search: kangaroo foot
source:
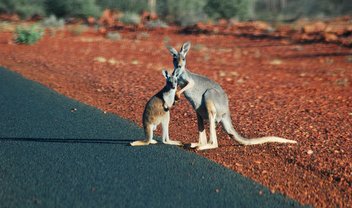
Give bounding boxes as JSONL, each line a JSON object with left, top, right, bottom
{"left": 150, "top": 139, "right": 158, "bottom": 144}
{"left": 130, "top": 140, "right": 153, "bottom": 146}
{"left": 163, "top": 140, "right": 182, "bottom": 146}
{"left": 190, "top": 143, "right": 199, "bottom": 148}
{"left": 196, "top": 143, "right": 218, "bottom": 151}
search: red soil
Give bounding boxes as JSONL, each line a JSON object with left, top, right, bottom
{"left": 0, "top": 29, "right": 351, "bottom": 207}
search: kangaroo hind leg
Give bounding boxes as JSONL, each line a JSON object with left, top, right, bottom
{"left": 130, "top": 124, "right": 157, "bottom": 146}
{"left": 197, "top": 90, "right": 219, "bottom": 150}
{"left": 190, "top": 113, "right": 207, "bottom": 148}
{"left": 162, "top": 112, "right": 182, "bottom": 146}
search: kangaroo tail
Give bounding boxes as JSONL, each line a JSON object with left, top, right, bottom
{"left": 221, "top": 114, "right": 297, "bottom": 145}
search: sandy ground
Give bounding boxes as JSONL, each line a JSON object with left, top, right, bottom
{"left": 0, "top": 29, "right": 351, "bottom": 207}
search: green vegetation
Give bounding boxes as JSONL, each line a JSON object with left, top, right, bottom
{"left": 205, "top": 0, "right": 251, "bottom": 20}
{"left": 145, "top": 19, "right": 168, "bottom": 29}
{"left": 106, "top": 31, "right": 121, "bottom": 41}
{"left": 253, "top": 0, "right": 352, "bottom": 21}
{"left": 14, "top": 25, "right": 44, "bottom": 45}
{"left": 0, "top": 21, "right": 16, "bottom": 32}
{"left": 157, "top": 0, "right": 208, "bottom": 26}
{"left": 0, "top": 0, "right": 45, "bottom": 19}
{"left": 97, "top": 0, "right": 148, "bottom": 13}
{"left": 0, "top": 0, "right": 350, "bottom": 23}
{"left": 42, "top": 15, "right": 65, "bottom": 36}
{"left": 68, "top": 24, "right": 89, "bottom": 36}
{"left": 119, "top": 12, "right": 141, "bottom": 25}
{"left": 42, "top": 15, "right": 65, "bottom": 28}
{"left": 45, "top": 0, "right": 101, "bottom": 18}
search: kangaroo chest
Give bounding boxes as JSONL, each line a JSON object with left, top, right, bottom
{"left": 178, "top": 74, "right": 203, "bottom": 111}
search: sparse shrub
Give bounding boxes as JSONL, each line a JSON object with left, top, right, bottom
{"left": 136, "top": 32, "right": 149, "bottom": 40}
{"left": 204, "top": 0, "right": 251, "bottom": 20}
{"left": 42, "top": 14, "right": 65, "bottom": 28}
{"left": 145, "top": 19, "right": 168, "bottom": 29}
{"left": 0, "top": 21, "right": 16, "bottom": 32}
{"left": 119, "top": 12, "right": 141, "bottom": 25}
{"left": 157, "top": 0, "right": 208, "bottom": 26}
{"left": 14, "top": 25, "right": 44, "bottom": 45}
{"left": 193, "top": 43, "right": 205, "bottom": 51}
{"left": 42, "top": 14, "right": 65, "bottom": 36}
{"left": 105, "top": 31, "right": 121, "bottom": 41}
{"left": 96, "top": 0, "right": 148, "bottom": 13}
{"left": 68, "top": 24, "right": 89, "bottom": 36}
{"left": 0, "top": 0, "right": 46, "bottom": 19}
{"left": 163, "top": 36, "right": 170, "bottom": 43}
{"left": 347, "top": 56, "right": 352, "bottom": 63}
{"left": 45, "top": 0, "right": 101, "bottom": 18}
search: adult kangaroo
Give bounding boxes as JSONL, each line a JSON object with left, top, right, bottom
{"left": 167, "top": 42, "right": 297, "bottom": 150}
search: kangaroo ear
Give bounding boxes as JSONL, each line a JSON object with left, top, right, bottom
{"left": 162, "top": 69, "right": 169, "bottom": 78}
{"left": 180, "top": 41, "right": 191, "bottom": 57}
{"left": 166, "top": 46, "right": 178, "bottom": 57}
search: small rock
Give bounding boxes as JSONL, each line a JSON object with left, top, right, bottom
{"left": 108, "top": 58, "right": 117, "bottom": 65}
{"left": 94, "top": 56, "right": 107, "bottom": 63}
{"left": 219, "top": 71, "right": 226, "bottom": 77}
{"left": 131, "top": 60, "right": 139, "bottom": 65}
{"left": 235, "top": 163, "right": 242, "bottom": 167}
{"left": 237, "top": 78, "right": 245, "bottom": 84}
{"left": 215, "top": 188, "right": 220, "bottom": 193}
{"left": 230, "top": 71, "right": 239, "bottom": 77}
{"left": 307, "top": 150, "right": 314, "bottom": 155}
{"left": 346, "top": 56, "right": 352, "bottom": 63}
{"left": 270, "top": 59, "right": 283, "bottom": 65}
{"left": 336, "top": 78, "right": 349, "bottom": 87}
{"left": 70, "top": 108, "right": 77, "bottom": 112}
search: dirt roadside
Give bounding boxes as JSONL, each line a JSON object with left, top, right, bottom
{"left": 0, "top": 30, "right": 351, "bottom": 207}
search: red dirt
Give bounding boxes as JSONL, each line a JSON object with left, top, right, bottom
{"left": 0, "top": 29, "right": 351, "bottom": 207}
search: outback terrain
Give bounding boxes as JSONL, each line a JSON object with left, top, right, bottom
{"left": 0, "top": 26, "right": 351, "bottom": 207}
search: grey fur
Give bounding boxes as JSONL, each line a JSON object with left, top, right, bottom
{"left": 168, "top": 42, "right": 297, "bottom": 150}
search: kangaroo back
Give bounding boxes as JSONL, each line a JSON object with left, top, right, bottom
{"left": 166, "top": 42, "right": 297, "bottom": 148}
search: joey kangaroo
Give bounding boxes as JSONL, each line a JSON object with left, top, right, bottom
{"left": 130, "top": 70, "right": 182, "bottom": 146}
{"left": 167, "top": 42, "right": 297, "bottom": 150}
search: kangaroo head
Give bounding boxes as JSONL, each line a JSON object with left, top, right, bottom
{"left": 162, "top": 70, "right": 177, "bottom": 90}
{"left": 166, "top": 41, "right": 191, "bottom": 77}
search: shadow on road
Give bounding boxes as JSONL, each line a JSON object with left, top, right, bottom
{"left": 0, "top": 137, "right": 134, "bottom": 145}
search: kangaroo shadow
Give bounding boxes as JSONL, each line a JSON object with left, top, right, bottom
{"left": 0, "top": 137, "right": 135, "bottom": 145}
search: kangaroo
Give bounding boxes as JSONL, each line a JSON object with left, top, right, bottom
{"left": 130, "top": 70, "right": 182, "bottom": 146}
{"left": 167, "top": 42, "right": 297, "bottom": 150}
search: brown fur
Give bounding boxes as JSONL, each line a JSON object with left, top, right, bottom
{"left": 143, "top": 91, "right": 167, "bottom": 128}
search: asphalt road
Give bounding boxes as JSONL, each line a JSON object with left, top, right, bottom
{"left": 0, "top": 67, "right": 303, "bottom": 207}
